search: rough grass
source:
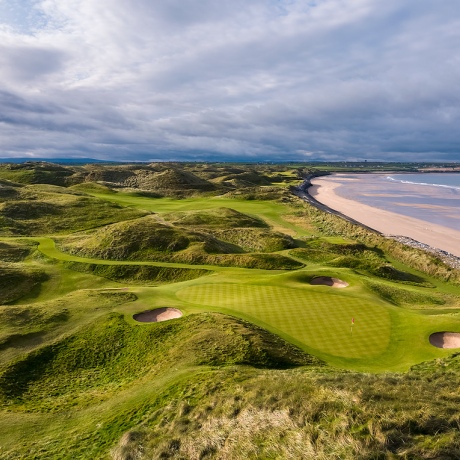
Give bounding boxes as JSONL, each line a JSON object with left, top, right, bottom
{"left": 63, "top": 261, "right": 211, "bottom": 284}
{"left": 69, "top": 182, "right": 116, "bottom": 194}
{"left": 222, "top": 186, "right": 290, "bottom": 201}
{"left": 162, "top": 207, "right": 269, "bottom": 228}
{"left": 112, "top": 359, "right": 460, "bottom": 460}
{"left": 0, "top": 240, "right": 35, "bottom": 262}
{"left": 0, "top": 306, "right": 70, "bottom": 355}
{"left": 0, "top": 264, "right": 48, "bottom": 304}
{"left": 126, "top": 168, "right": 217, "bottom": 194}
{"left": 0, "top": 313, "right": 317, "bottom": 412}
{"left": 0, "top": 186, "right": 147, "bottom": 236}
{"left": 60, "top": 215, "right": 248, "bottom": 260}
{"left": 291, "top": 240, "right": 434, "bottom": 286}
{"left": 78, "top": 166, "right": 218, "bottom": 196}
{"left": 291, "top": 240, "right": 386, "bottom": 264}
{"left": 59, "top": 215, "right": 303, "bottom": 269}
{"left": 0, "top": 290, "right": 137, "bottom": 366}
{"left": 363, "top": 279, "right": 450, "bottom": 308}
{"left": 61, "top": 216, "right": 194, "bottom": 259}
{"left": 0, "top": 162, "right": 74, "bottom": 186}
{"left": 208, "top": 228, "right": 297, "bottom": 252}
{"left": 0, "top": 185, "right": 21, "bottom": 200}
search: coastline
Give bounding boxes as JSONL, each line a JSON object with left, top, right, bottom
{"left": 306, "top": 175, "right": 460, "bottom": 260}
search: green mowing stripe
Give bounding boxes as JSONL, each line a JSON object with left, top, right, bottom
{"left": 175, "top": 283, "right": 391, "bottom": 359}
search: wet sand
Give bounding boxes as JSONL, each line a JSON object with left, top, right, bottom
{"left": 309, "top": 175, "right": 460, "bottom": 258}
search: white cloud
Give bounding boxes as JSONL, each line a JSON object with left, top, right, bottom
{"left": 0, "top": 0, "right": 459, "bottom": 161}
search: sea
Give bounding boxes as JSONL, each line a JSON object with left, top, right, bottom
{"left": 332, "top": 173, "right": 460, "bottom": 232}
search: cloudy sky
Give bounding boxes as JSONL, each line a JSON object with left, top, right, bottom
{"left": 0, "top": 0, "right": 459, "bottom": 162}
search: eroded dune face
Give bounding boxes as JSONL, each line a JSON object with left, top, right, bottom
{"left": 429, "top": 332, "right": 460, "bottom": 349}
{"left": 133, "top": 308, "right": 183, "bottom": 323}
{"left": 310, "top": 276, "right": 349, "bottom": 288}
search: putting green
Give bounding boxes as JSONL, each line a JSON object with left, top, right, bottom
{"left": 176, "top": 283, "right": 391, "bottom": 358}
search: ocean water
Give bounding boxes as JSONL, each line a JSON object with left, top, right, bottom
{"left": 333, "top": 173, "right": 460, "bottom": 231}
{"left": 387, "top": 173, "right": 460, "bottom": 190}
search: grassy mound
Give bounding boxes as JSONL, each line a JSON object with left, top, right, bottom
{"left": 211, "top": 228, "right": 297, "bottom": 252}
{"left": 0, "top": 291, "right": 137, "bottom": 364}
{"left": 372, "top": 265, "right": 430, "bottom": 285}
{"left": 0, "top": 265, "right": 48, "bottom": 304}
{"left": 0, "top": 313, "right": 317, "bottom": 412}
{"left": 0, "top": 307, "right": 70, "bottom": 353}
{"left": 60, "top": 216, "right": 302, "bottom": 269}
{"left": 63, "top": 261, "right": 211, "bottom": 284}
{"left": 69, "top": 182, "right": 116, "bottom": 194}
{"left": 162, "top": 208, "right": 296, "bottom": 252}
{"left": 61, "top": 216, "right": 243, "bottom": 259}
{"left": 291, "top": 240, "right": 384, "bottom": 262}
{"left": 131, "top": 168, "right": 216, "bottom": 194}
{"left": 216, "top": 170, "right": 273, "bottom": 186}
{"left": 291, "top": 240, "right": 431, "bottom": 285}
{"left": 0, "top": 241, "right": 35, "bottom": 262}
{"left": 163, "top": 207, "right": 268, "bottom": 228}
{"left": 83, "top": 167, "right": 136, "bottom": 184}
{"left": 0, "top": 162, "right": 75, "bottom": 186}
{"left": 62, "top": 217, "right": 193, "bottom": 260}
{"left": 363, "top": 280, "right": 449, "bottom": 308}
{"left": 0, "top": 185, "right": 21, "bottom": 200}
{"left": 0, "top": 185, "right": 146, "bottom": 236}
{"left": 223, "top": 186, "right": 289, "bottom": 201}
{"left": 2, "top": 200, "right": 61, "bottom": 220}
{"left": 0, "top": 178, "right": 22, "bottom": 188}
{"left": 72, "top": 165, "right": 218, "bottom": 196}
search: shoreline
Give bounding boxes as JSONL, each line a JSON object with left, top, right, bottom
{"left": 297, "top": 174, "right": 460, "bottom": 264}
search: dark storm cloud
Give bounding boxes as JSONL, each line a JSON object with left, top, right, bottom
{"left": 0, "top": 0, "right": 459, "bottom": 161}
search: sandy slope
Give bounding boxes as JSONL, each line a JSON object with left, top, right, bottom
{"left": 309, "top": 176, "right": 460, "bottom": 258}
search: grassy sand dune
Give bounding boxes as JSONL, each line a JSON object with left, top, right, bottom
{"left": 58, "top": 211, "right": 303, "bottom": 269}
{"left": 0, "top": 264, "right": 48, "bottom": 304}
{"left": 0, "top": 185, "right": 146, "bottom": 236}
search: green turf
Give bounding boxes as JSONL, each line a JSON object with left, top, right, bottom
{"left": 176, "top": 282, "right": 391, "bottom": 359}
{"left": 1, "top": 164, "right": 460, "bottom": 458}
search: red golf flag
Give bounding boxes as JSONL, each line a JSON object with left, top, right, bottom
{"left": 351, "top": 317, "right": 355, "bottom": 324}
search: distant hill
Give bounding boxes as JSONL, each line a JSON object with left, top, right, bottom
{"left": 0, "top": 158, "right": 116, "bottom": 165}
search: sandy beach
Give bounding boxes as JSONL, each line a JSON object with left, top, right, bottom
{"left": 309, "top": 175, "right": 460, "bottom": 258}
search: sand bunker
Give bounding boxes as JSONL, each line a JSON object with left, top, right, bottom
{"left": 133, "top": 307, "right": 183, "bottom": 323}
{"left": 429, "top": 332, "right": 460, "bottom": 349}
{"left": 310, "top": 276, "right": 349, "bottom": 288}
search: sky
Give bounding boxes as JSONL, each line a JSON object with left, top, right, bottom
{"left": 0, "top": 0, "right": 459, "bottom": 162}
